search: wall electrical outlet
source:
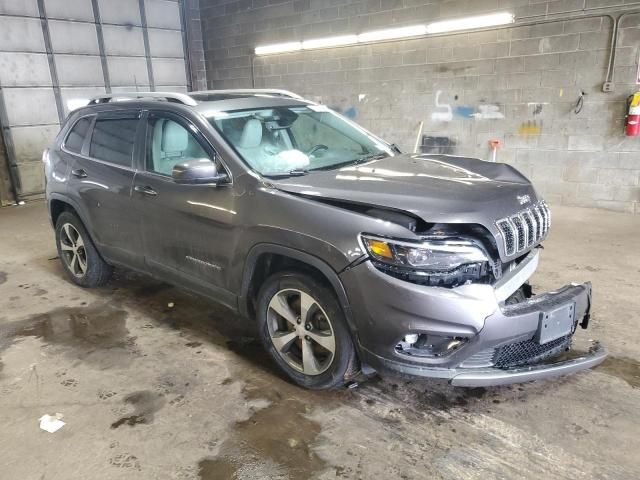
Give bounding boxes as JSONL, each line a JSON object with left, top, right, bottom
{"left": 602, "top": 81, "right": 614, "bottom": 92}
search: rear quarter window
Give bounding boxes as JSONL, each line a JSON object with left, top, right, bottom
{"left": 89, "top": 117, "right": 139, "bottom": 167}
{"left": 64, "top": 117, "right": 92, "bottom": 154}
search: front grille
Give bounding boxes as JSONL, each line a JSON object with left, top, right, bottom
{"left": 493, "top": 335, "right": 571, "bottom": 368}
{"left": 496, "top": 200, "right": 551, "bottom": 256}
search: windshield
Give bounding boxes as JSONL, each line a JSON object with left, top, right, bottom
{"left": 207, "top": 105, "right": 394, "bottom": 176}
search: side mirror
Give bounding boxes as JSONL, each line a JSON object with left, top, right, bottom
{"left": 172, "top": 158, "right": 229, "bottom": 185}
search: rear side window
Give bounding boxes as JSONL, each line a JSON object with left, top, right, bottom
{"left": 64, "top": 117, "right": 91, "bottom": 154}
{"left": 89, "top": 118, "right": 139, "bottom": 167}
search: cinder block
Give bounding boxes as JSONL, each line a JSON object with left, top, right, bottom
{"left": 619, "top": 27, "right": 640, "bottom": 48}
{"left": 524, "top": 54, "right": 559, "bottom": 72}
{"left": 509, "top": 38, "right": 544, "bottom": 56}
{"left": 539, "top": 34, "right": 580, "bottom": 54}
{"left": 55, "top": 55, "right": 105, "bottom": 86}
{"left": 48, "top": 20, "right": 100, "bottom": 55}
{"left": 496, "top": 57, "right": 524, "bottom": 73}
{"left": 598, "top": 168, "right": 639, "bottom": 186}
{"left": 46, "top": 0, "right": 95, "bottom": 21}
{"left": 564, "top": 161, "right": 599, "bottom": 183}
{"left": 107, "top": 56, "right": 149, "bottom": 86}
{"left": 0, "top": 0, "right": 39, "bottom": 16}
{"left": 98, "top": 0, "right": 142, "bottom": 25}
{"left": 401, "top": 50, "right": 426, "bottom": 65}
{"left": 157, "top": 84, "right": 189, "bottom": 92}
{"left": 506, "top": 72, "right": 542, "bottom": 88}
{"left": 148, "top": 28, "right": 184, "bottom": 57}
{"left": 563, "top": 17, "right": 603, "bottom": 34}
{"left": 578, "top": 31, "right": 609, "bottom": 50}
{"left": 595, "top": 200, "right": 635, "bottom": 214}
{"left": 151, "top": 58, "right": 187, "bottom": 85}
{"left": 619, "top": 152, "right": 640, "bottom": 170}
{"left": 102, "top": 25, "right": 146, "bottom": 56}
{"left": 0, "top": 17, "right": 46, "bottom": 52}
{"left": 3, "top": 88, "right": 59, "bottom": 126}
{"left": 144, "top": 0, "right": 182, "bottom": 30}
{"left": 541, "top": 69, "right": 576, "bottom": 87}
{"left": 568, "top": 135, "right": 605, "bottom": 151}
{"left": 548, "top": 0, "right": 585, "bottom": 14}
{"left": 510, "top": 23, "right": 565, "bottom": 40}
{"left": 0, "top": 53, "right": 52, "bottom": 87}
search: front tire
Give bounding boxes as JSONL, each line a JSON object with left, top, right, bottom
{"left": 256, "top": 271, "right": 358, "bottom": 389}
{"left": 55, "top": 211, "right": 113, "bottom": 287}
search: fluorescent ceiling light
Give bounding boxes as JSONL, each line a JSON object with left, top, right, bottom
{"left": 426, "top": 12, "right": 514, "bottom": 34}
{"left": 302, "top": 34, "right": 358, "bottom": 49}
{"left": 255, "top": 41, "right": 301, "bottom": 55}
{"left": 254, "top": 13, "right": 515, "bottom": 55}
{"left": 357, "top": 25, "right": 427, "bottom": 43}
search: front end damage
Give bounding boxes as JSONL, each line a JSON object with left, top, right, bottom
{"left": 340, "top": 249, "right": 607, "bottom": 387}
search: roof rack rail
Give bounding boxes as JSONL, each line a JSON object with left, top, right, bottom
{"left": 192, "top": 89, "right": 305, "bottom": 100}
{"left": 88, "top": 92, "right": 198, "bottom": 107}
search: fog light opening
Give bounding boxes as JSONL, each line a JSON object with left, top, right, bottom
{"left": 395, "top": 334, "right": 468, "bottom": 358}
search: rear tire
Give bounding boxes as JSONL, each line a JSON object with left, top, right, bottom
{"left": 55, "top": 211, "right": 113, "bottom": 287}
{"left": 256, "top": 271, "right": 359, "bottom": 390}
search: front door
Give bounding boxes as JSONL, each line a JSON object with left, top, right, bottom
{"left": 133, "top": 110, "right": 237, "bottom": 308}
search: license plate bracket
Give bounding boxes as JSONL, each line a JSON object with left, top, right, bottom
{"left": 536, "top": 302, "right": 576, "bottom": 344}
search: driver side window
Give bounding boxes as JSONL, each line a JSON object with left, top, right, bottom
{"left": 146, "top": 115, "right": 210, "bottom": 176}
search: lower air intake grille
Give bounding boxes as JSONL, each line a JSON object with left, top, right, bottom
{"left": 493, "top": 335, "right": 571, "bottom": 368}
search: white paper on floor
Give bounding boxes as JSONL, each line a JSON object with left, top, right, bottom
{"left": 39, "top": 413, "right": 65, "bottom": 433}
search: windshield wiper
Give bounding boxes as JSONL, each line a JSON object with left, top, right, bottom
{"left": 311, "top": 152, "right": 390, "bottom": 171}
{"left": 263, "top": 169, "right": 309, "bottom": 179}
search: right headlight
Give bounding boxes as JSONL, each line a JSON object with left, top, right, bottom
{"left": 361, "top": 234, "right": 488, "bottom": 272}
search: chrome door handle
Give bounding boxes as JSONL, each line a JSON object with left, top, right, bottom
{"left": 134, "top": 185, "right": 158, "bottom": 196}
{"left": 71, "top": 168, "right": 87, "bottom": 178}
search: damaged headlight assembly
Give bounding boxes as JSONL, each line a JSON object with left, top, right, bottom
{"left": 360, "top": 234, "right": 492, "bottom": 287}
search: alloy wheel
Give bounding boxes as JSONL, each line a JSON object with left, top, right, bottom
{"left": 59, "top": 223, "right": 87, "bottom": 278}
{"left": 266, "top": 288, "right": 336, "bottom": 376}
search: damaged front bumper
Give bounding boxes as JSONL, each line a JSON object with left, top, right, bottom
{"left": 341, "top": 252, "right": 607, "bottom": 386}
{"left": 449, "top": 342, "right": 607, "bottom": 386}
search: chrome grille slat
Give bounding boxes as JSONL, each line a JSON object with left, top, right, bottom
{"left": 496, "top": 201, "right": 550, "bottom": 257}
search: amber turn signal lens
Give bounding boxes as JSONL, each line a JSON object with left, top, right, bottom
{"left": 365, "top": 239, "right": 393, "bottom": 259}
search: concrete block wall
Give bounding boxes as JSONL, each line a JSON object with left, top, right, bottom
{"left": 201, "top": 0, "right": 640, "bottom": 214}
{"left": 0, "top": 0, "right": 198, "bottom": 200}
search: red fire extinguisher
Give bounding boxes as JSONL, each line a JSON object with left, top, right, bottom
{"left": 626, "top": 92, "right": 640, "bottom": 136}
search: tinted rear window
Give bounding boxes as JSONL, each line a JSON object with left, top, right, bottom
{"left": 65, "top": 117, "right": 91, "bottom": 154}
{"left": 89, "top": 118, "right": 138, "bottom": 167}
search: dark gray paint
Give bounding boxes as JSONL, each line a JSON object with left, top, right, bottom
{"left": 44, "top": 94, "right": 606, "bottom": 385}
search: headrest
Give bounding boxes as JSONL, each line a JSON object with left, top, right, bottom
{"left": 162, "top": 121, "right": 189, "bottom": 152}
{"left": 237, "top": 118, "right": 262, "bottom": 149}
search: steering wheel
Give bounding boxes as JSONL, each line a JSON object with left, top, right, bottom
{"left": 307, "top": 144, "right": 329, "bottom": 156}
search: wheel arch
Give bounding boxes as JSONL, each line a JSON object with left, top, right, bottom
{"left": 48, "top": 194, "right": 94, "bottom": 235}
{"left": 239, "top": 244, "right": 356, "bottom": 334}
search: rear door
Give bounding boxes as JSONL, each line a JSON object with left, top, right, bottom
{"left": 66, "top": 109, "right": 145, "bottom": 269}
{"left": 132, "top": 110, "right": 237, "bottom": 308}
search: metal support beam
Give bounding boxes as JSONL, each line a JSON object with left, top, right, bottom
{"left": 91, "top": 0, "right": 111, "bottom": 94}
{"left": 179, "top": 0, "right": 194, "bottom": 92}
{"left": 138, "top": 0, "right": 156, "bottom": 91}
{"left": 0, "top": 83, "right": 20, "bottom": 203}
{"left": 37, "top": 0, "right": 65, "bottom": 124}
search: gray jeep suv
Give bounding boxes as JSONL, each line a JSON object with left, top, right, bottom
{"left": 44, "top": 89, "right": 606, "bottom": 389}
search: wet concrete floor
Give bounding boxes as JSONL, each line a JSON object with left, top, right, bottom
{"left": 1, "top": 202, "right": 639, "bottom": 479}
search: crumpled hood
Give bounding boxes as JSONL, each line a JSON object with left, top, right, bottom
{"left": 271, "top": 154, "right": 539, "bottom": 226}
